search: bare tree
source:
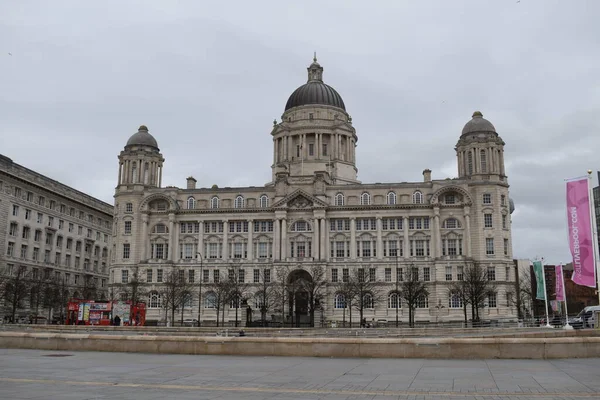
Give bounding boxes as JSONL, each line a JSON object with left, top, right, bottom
{"left": 448, "top": 279, "right": 470, "bottom": 326}
{"left": 205, "top": 271, "right": 230, "bottom": 327}
{"left": 121, "top": 266, "right": 148, "bottom": 305}
{"left": 226, "top": 266, "right": 249, "bottom": 327}
{"left": 462, "top": 262, "right": 497, "bottom": 324}
{"left": 161, "top": 267, "right": 195, "bottom": 326}
{"left": 81, "top": 275, "right": 97, "bottom": 299}
{"left": 350, "top": 267, "right": 384, "bottom": 326}
{"left": 336, "top": 278, "right": 357, "bottom": 327}
{"left": 28, "top": 272, "right": 49, "bottom": 322}
{"left": 254, "top": 266, "right": 276, "bottom": 326}
{"left": 2, "top": 265, "right": 31, "bottom": 323}
{"left": 399, "top": 265, "right": 429, "bottom": 328}
{"left": 273, "top": 265, "right": 291, "bottom": 326}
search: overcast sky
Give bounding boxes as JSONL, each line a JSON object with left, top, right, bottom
{"left": 2, "top": 1, "right": 599, "bottom": 264}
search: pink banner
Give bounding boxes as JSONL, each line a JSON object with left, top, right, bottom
{"left": 566, "top": 178, "right": 596, "bottom": 287}
{"left": 555, "top": 265, "right": 565, "bottom": 301}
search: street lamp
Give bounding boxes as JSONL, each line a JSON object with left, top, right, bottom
{"left": 196, "top": 252, "right": 203, "bottom": 327}
{"left": 435, "top": 299, "right": 445, "bottom": 325}
{"left": 394, "top": 251, "right": 400, "bottom": 328}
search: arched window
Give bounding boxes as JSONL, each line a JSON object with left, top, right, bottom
{"left": 412, "top": 191, "right": 423, "bottom": 204}
{"left": 234, "top": 195, "right": 245, "bottom": 209}
{"left": 387, "top": 191, "right": 397, "bottom": 205}
{"left": 131, "top": 162, "right": 137, "bottom": 183}
{"left": 152, "top": 223, "right": 168, "bottom": 234}
{"left": 360, "top": 192, "right": 371, "bottom": 205}
{"left": 480, "top": 149, "right": 487, "bottom": 173}
{"left": 443, "top": 218, "right": 461, "bottom": 229}
{"left": 204, "top": 292, "right": 216, "bottom": 308}
{"left": 334, "top": 293, "right": 346, "bottom": 309}
{"left": 183, "top": 292, "right": 193, "bottom": 308}
{"left": 467, "top": 151, "right": 473, "bottom": 175}
{"left": 449, "top": 293, "right": 463, "bottom": 308}
{"left": 362, "top": 293, "right": 374, "bottom": 309}
{"left": 334, "top": 193, "right": 344, "bottom": 206}
{"left": 148, "top": 292, "right": 161, "bottom": 308}
{"left": 388, "top": 292, "right": 401, "bottom": 309}
{"left": 210, "top": 196, "right": 219, "bottom": 209}
{"left": 259, "top": 195, "right": 269, "bottom": 208}
{"left": 187, "top": 197, "right": 195, "bottom": 210}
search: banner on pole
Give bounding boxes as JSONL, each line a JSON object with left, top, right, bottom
{"left": 566, "top": 177, "right": 596, "bottom": 287}
{"left": 533, "top": 260, "right": 546, "bottom": 300}
{"left": 555, "top": 264, "right": 565, "bottom": 302}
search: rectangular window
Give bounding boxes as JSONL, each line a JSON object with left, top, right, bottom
{"left": 342, "top": 268, "right": 349, "bottom": 283}
{"left": 37, "top": 212, "right": 43, "bottom": 223}
{"left": 505, "top": 266, "right": 511, "bottom": 281}
{"left": 65, "top": 254, "right": 71, "bottom": 267}
{"left": 22, "top": 226, "right": 30, "bottom": 239}
{"left": 213, "top": 269, "right": 219, "bottom": 283}
{"left": 59, "top": 220, "right": 64, "bottom": 230}
{"left": 488, "top": 293, "right": 497, "bottom": 308}
{"left": 203, "top": 269, "right": 209, "bottom": 283}
{"left": 487, "top": 266, "right": 496, "bottom": 281}
{"left": 415, "top": 240, "right": 425, "bottom": 257}
{"left": 385, "top": 268, "right": 391, "bottom": 282}
{"left": 423, "top": 267, "right": 430, "bottom": 282}
{"left": 12, "top": 205, "right": 19, "bottom": 216}
{"left": 121, "top": 270, "right": 129, "bottom": 283}
{"left": 78, "top": 226, "right": 82, "bottom": 235}
{"left": 361, "top": 241, "right": 371, "bottom": 257}
{"left": 264, "top": 269, "right": 271, "bottom": 283}
{"left": 446, "top": 266, "right": 453, "bottom": 281}
{"left": 308, "top": 143, "right": 314, "bottom": 156}
{"left": 322, "top": 143, "right": 328, "bottom": 156}
{"left": 253, "top": 269, "right": 260, "bottom": 283}
{"left": 483, "top": 193, "right": 492, "bottom": 204}
{"left": 486, "top": 238, "right": 494, "bottom": 255}
{"left": 188, "top": 270, "right": 195, "bottom": 283}
{"left": 6, "top": 242, "right": 15, "bottom": 256}
{"left": 502, "top": 215, "right": 507, "bottom": 229}
{"left": 457, "top": 266, "right": 464, "bottom": 281}
{"left": 484, "top": 213, "right": 493, "bottom": 228}
{"left": 123, "top": 243, "right": 130, "bottom": 259}
{"left": 504, "top": 239, "right": 509, "bottom": 256}
{"left": 44, "top": 249, "right": 51, "bottom": 262}
{"left": 25, "top": 209, "right": 31, "bottom": 220}
{"left": 9, "top": 222, "right": 18, "bottom": 236}
{"left": 124, "top": 221, "right": 131, "bottom": 234}
{"left": 396, "top": 267, "right": 403, "bottom": 282}
{"left": 156, "top": 269, "right": 163, "bottom": 283}
{"left": 369, "top": 268, "right": 376, "bottom": 282}
{"left": 20, "top": 245, "right": 28, "bottom": 259}
{"left": 446, "top": 239, "right": 458, "bottom": 256}
{"left": 48, "top": 216, "right": 54, "bottom": 227}
{"left": 331, "top": 268, "right": 338, "bottom": 283}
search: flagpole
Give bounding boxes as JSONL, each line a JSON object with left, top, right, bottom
{"left": 560, "top": 264, "right": 573, "bottom": 330}
{"left": 541, "top": 257, "right": 552, "bottom": 328}
{"left": 586, "top": 170, "right": 600, "bottom": 305}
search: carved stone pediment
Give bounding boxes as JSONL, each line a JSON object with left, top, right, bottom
{"left": 272, "top": 189, "right": 329, "bottom": 210}
{"left": 288, "top": 195, "right": 313, "bottom": 209}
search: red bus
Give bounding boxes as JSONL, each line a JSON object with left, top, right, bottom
{"left": 65, "top": 299, "right": 146, "bottom": 326}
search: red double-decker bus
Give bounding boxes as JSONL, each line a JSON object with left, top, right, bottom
{"left": 65, "top": 299, "right": 146, "bottom": 326}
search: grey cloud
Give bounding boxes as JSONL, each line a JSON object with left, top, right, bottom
{"left": 2, "top": 0, "right": 600, "bottom": 265}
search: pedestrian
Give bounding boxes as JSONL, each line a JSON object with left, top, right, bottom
{"left": 114, "top": 315, "right": 121, "bottom": 326}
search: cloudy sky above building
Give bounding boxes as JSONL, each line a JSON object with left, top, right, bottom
{"left": 2, "top": 1, "right": 599, "bottom": 264}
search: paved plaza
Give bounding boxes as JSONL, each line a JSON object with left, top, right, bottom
{"left": 0, "top": 349, "right": 599, "bottom": 400}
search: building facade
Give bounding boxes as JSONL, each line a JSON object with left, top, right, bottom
{"left": 111, "top": 58, "right": 517, "bottom": 326}
{"left": 0, "top": 154, "right": 112, "bottom": 321}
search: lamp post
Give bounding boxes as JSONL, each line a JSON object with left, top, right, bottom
{"left": 395, "top": 251, "right": 399, "bottom": 328}
{"left": 435, "top": 299, "right": 445, "bottom": 325}
{"left": 196, "top": 252, "right": 203, "bottom": 327}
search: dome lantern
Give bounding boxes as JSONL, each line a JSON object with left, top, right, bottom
{"left": 125, "top": 125, "right": 159, "bottom": 150}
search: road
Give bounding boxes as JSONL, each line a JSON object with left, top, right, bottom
{"left": 0, "top": 349, "right": 598, "bottom": 399}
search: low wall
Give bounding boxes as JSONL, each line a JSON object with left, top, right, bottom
{"left": 1, "top": 331, "right": 599, "bottom": 359}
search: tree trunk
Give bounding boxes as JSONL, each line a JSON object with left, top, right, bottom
{"left": 215, "top": 305, "right": 220, "bottom": 327}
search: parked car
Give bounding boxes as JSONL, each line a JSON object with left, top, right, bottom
{"left": 568, "top": 306, "right": 600, "bottom": 329}
{"left": 182, "top": 318, "right": 198, "bottom": 327}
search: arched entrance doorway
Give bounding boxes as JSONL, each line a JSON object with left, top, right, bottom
{"left": 287, "top": 269, "right": 312, "bottom": 327}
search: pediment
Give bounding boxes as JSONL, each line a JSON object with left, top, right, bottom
{"left": 272, "top": 189, "right": 328, "bottom": 209}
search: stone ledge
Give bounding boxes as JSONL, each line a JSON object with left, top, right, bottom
{"left": 1, "top": 332, "right": 599, "bottom": 359}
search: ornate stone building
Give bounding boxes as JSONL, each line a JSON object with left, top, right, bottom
{"left": 112, "top": 57, "right": 517, "bottom": 326}
{"left": 0, "top": 154, "right": 112, "bottom": 321}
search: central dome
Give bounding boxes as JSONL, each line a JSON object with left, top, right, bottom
{"left": 284, "top": 57, "right": 346, "bottom": 112}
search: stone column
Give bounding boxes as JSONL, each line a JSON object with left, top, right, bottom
{"left": 248, "top": 220, "right": 254, "bottom": 260}
{"left": 281, "top": 218, "right": 287, "bottom": 260}
{"left": 158, "top": 165, "right": 162, "bottom": 187}
{"left": 376, "top": 217, "right": 383, "bottom": 259}
{"left": 117, "top": 162, "right": 123, "bottom": 185}
{"left": 316, "top": 133, "right": 321, "bottom": 159}
{"left": 403, "top": 217, "right": 409, "bottom": 258}
{"left": 320, "top": 219, "right": 326, "bottom": 261}
{"left": 464, "top": 208, "right": 472, "bottom": 257}
{"left": 168, "top": 214, "right": 175, "bottom": 261}
{"left": 350, "top": 217, "right": 357, "bottom": 260}
{"left": 198, "top": 221, "right": 204, "bottom": 258}
{"left": 273, "top": 218, "right": 280, "bottom": 260}
{"left": 313, "top": 218, "right": 320, "bottom": 260}
{"left": 223, "top": 220, "right": 229, "bottom": 260}
{"left": 141, "top": 214, "right": 148, "bottom": 260}
{"left": 433, "top": 208, "right": 441, "bottom": 259}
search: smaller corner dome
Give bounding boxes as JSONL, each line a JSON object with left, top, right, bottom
{"left": 461, "top": 111, "right": 496, "bottom": 135}
{"left": 126, "top": 125, "right": 159, "bottom": 150}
